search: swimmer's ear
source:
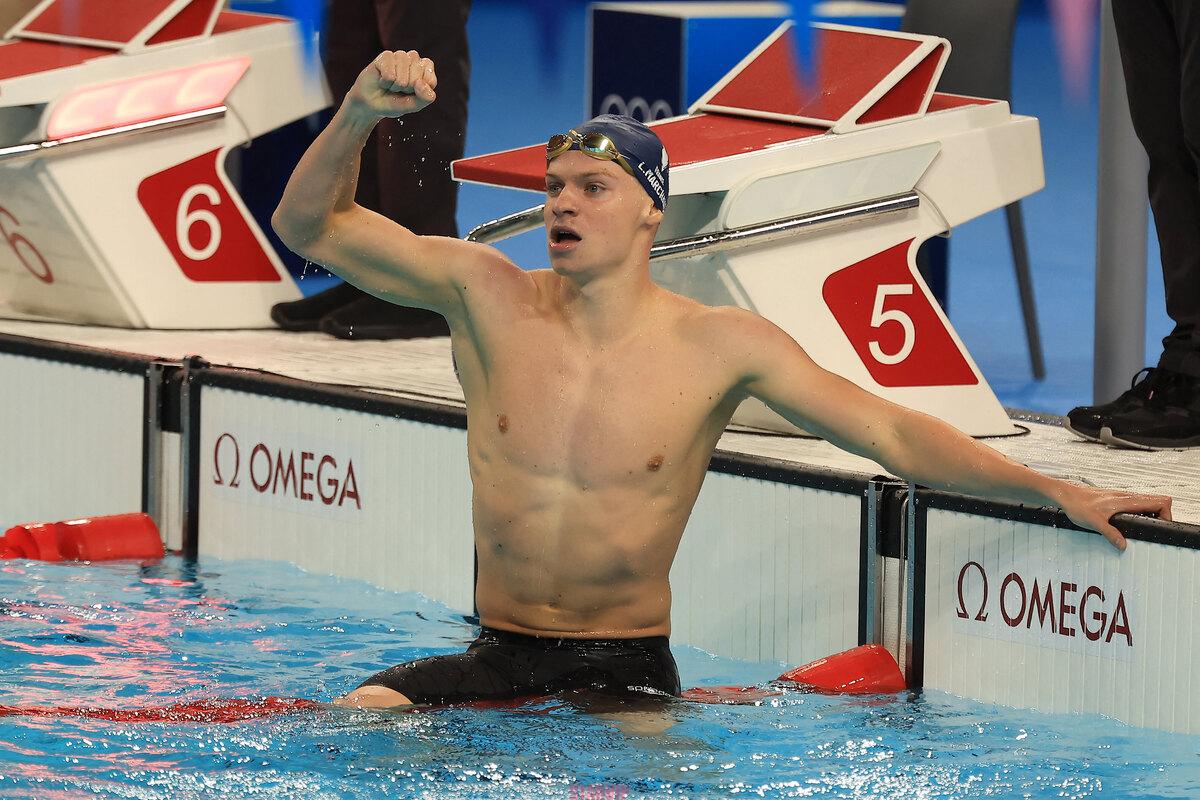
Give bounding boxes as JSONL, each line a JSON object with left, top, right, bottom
{"left": 643, "top": 201, "right": 664, "bottom": 228}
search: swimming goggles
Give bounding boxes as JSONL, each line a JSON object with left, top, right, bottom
{"left": 546, "top": 130, "right": 637, "bottom": 179}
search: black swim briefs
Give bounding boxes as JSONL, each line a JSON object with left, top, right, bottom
{"left": 357, "top": 625, "right": 681, "bottom": 705}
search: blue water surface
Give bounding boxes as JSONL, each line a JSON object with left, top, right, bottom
{"left": 1, "top": 556, "right": 1197, "bottom": 799}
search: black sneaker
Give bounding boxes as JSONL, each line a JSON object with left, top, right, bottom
{"left": 318, "top": 294, "right": 450, "bottom": 340}
{"left": 1064, "top": 368, "right": 1165, "bottom": 442}
{"left": 1099, "top": 369, "right": 1200, "bottom": 449}
{"left": 270, "top": 281, "right": 364, "bottom": 332}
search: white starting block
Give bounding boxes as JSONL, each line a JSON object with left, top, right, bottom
{"left": 452, "top": 22, "right": 1043, "bottom": 436}
{"left": 0, "top": 0, "right": 329, "bottom": 328}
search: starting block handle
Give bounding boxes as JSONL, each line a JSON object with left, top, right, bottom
{"left": 0, "top": 106, "right": 225, "bottom": 165}
{"left": 464, "top": 192, "right": 920, "bottom": 263}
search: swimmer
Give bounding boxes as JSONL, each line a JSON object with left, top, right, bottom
{"left": 272, "top": 50, "right": 1174, "bottom": 713}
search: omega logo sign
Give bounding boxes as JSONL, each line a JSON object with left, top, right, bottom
{"left": 212, "top": 432, "right": 361, "bottom": 509}
{"left": 955, "top": 560, "right": 1132, "bottom": 647}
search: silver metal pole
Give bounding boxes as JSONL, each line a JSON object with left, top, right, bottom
{"left": 465, "top": 205, "right": 545, "bottom": 243}
{"left": 467, "top": 192, "right": 920, "bottom": 261}
{"left": 0, "top": 107, "right": 226, "bottom": 164}
{"left": 650, "top": 193, "right": 918, "bottom": 262}
{"left": 1094, "top": 0, "right": 1149, "bottom": 403}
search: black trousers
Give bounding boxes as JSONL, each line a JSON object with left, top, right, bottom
{"left": 1112, "top": 0, "right": 1200, "bottom": 378}
{"left": 323, "top": 0, "right": 471, "bottom": 237}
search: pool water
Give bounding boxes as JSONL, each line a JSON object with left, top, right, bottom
{"left": 2, "top": 557, "right": 1198, "bottom": 799}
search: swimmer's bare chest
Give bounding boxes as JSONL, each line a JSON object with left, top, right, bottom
{"left": 447, "top": 271, "right": 743, "bottom": 638}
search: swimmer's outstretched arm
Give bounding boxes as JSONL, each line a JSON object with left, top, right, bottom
{"left": 271, "top": 50, "right": 525, "bottom": 315}
{"left": 714, "top": 308, "right": 1172, "bottom": 551}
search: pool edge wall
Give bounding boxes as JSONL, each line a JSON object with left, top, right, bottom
{"left": 909, "top": 491, "right": 1200, "bottom": 735}
{"left": 0, "top": 333, "right": 154, "bottom": 532}
{"left": 190, "top": 366, "right": 477, "bottom": 615}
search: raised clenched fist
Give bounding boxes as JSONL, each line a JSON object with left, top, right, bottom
{"left": 348, "top": 50, "right": 438, "bottom": 118}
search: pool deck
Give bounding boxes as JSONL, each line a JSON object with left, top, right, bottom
{"left": 2, "top": 318, "right": 1196, "bottom": 526}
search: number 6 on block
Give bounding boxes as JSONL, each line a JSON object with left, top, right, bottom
{"left": 0, "top": 206, "right": 53, "bottom": 284}
{"left": 176, "top": 184, "right": 223, "bottom": 262}
{"left": 138, "top": 149, "right": 281, "bottom": 282}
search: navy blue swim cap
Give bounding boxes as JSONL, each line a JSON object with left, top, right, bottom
{"left": 572, "top": 114, "right": 669, "bottom": 211}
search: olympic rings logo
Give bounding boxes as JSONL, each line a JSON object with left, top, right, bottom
{"left": 597, "top": 94, "right": 674, "bottom": 122}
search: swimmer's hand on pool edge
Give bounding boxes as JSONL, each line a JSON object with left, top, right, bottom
{"left": 1049, "top": 483, "right": 1173, "bottom": 552}
{"left": 349, "top": 49, "right": 438, "bottom": 119}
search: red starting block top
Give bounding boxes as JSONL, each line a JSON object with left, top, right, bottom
{"left": 451, "top": 93, "right": 993, "bottom": 194}
{"left": 8, "top": 0, "right": 224, "bottom": 52}
{"left": 694, "top": 23, "right": 949, "bottom": 133}
{"left": 0, "top": 11, "right": 285, "bottom": 82}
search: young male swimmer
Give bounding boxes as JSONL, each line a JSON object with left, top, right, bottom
{"left": 272, "top": 51, "right": 1173, "bottom": 711}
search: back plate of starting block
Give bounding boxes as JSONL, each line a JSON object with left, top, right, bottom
{"left": 7, "top": 0, "right": 224, "bottom": 53}
{"left": 691, "top": 22, "right": 949, "bottom": 133}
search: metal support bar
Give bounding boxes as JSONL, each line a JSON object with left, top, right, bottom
{"left": 1005, "top": 201, "right": 1046, "bottom": 379}
{"left": 466, "top": 192, "right": 920, "bottom": 261}
{"left": 178, "top": 356, "right": 208, "bottom": 561}
{"left": 142, "top": 362, "right": 166, "bottom": 523}
{"left": 0, "top": 106, "right": 226, "bottom": 164}
{"left": 650, "top": 192, "right": 918, "bottom": 262}
{"left": 465, "top": 205, "right": 545, "bottom": 243}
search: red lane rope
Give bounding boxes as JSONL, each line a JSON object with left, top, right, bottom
{"left": 0, "top": 645, "right": 907, "bottom": 721}
{"left": 0, "top": 697, "right": 320, "bottom": 723}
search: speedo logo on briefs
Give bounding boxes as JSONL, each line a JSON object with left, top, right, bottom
{"left": 211, "top": 432, "right": 362, "bottom": 510}
{"left": 954, "top": 560, "right": 1132, "bottom": 650}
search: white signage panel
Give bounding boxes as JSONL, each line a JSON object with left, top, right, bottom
{"left": 197, "top": 385, "right": 475, "bottom": 614}
{"left": 919, "top": 508, "right": 1199, "bottom": 734}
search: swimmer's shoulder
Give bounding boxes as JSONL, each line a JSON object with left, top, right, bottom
{"left": 675, "top": 299, "right": 780, "bottom": 349}
{"left": 456, "top": 248, "right": 539, "bottom": 307}
{"left": 675, "top": 301, "right": 804, "bottom": 381}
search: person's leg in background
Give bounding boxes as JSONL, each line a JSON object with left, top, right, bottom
{"left": 272, "top": 0, "right": 472, "bottom": 340}
{"left": 1067, "top": 0, "right": 1200, "bottom": 447}
{"left": 318, "top": 0, "right": 472, "bottom": 339}
{"left": 1155, "top": 0, "right": 1200, "bottom": 380}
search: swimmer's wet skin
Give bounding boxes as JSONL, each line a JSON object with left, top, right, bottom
{"left": 271, "top": 48, "right": 1175, "bottom": 711}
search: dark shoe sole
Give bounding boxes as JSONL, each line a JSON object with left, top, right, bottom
{"left": 319, "top": 317, "right": 450, "bottom": 341}
{"left": 270, "top": 304, "right": 323, "bottom": 332}
{"left": 1063, "top": 421, "right": 1103, "bottom": 443}
{"left": 1099, "top": 426, "right": 1200, "bottom": 450}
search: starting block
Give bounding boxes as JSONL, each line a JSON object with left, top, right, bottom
{"left": 452, "top": 22, "right": 1043, "bottom": 436}
{"left": 0, "top": 0, "right": 329, "bottom": 328}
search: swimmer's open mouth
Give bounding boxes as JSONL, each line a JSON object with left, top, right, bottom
{"left": 550, "top": 225, "right": 581, "bottom": 244}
